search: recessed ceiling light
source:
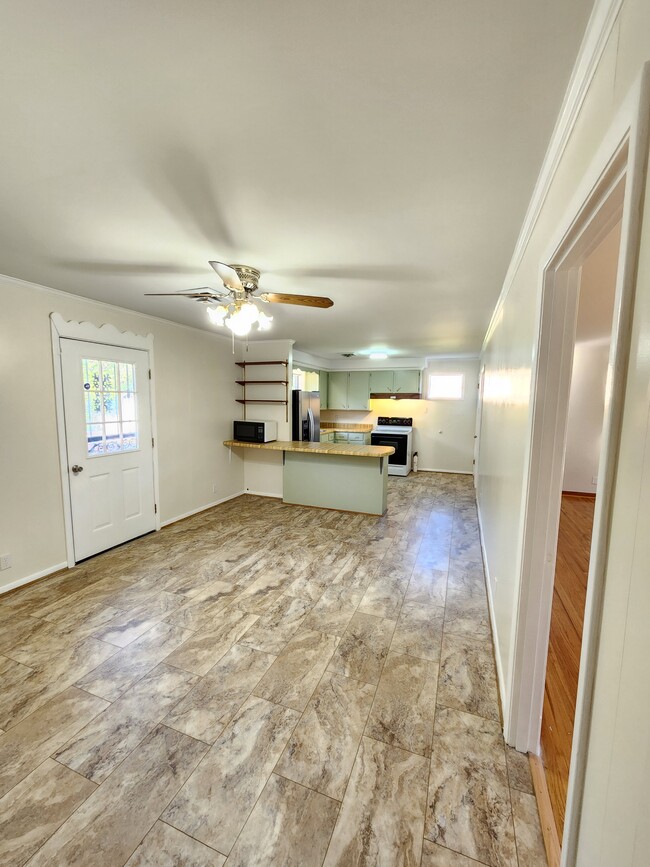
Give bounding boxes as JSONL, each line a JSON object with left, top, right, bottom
{"left": 369, "top": 352, "right": 388, "bottom": 360}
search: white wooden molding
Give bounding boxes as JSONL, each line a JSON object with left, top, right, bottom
{"left": 482, "top": 0, "right": 625, "bottom": 350}
{"left": 160, "top": 491, "right": 245, "bottom": 527}
{"left": 0, "top": 562, "right": 68, "bottom": 595}
{"left": 50, "top": 312, "right": 153, "bottom": 350}
{"left": 476, "top": 498, "right": 507, "bottom": 713}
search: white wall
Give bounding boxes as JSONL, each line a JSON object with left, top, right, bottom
{"left": 0, "top": 276, "right": 244, "bottom": 593}
{"left": 321, "top": 358, "right": 479, "bottom": 474}
{"left": 476, "top": 0, "right": 650, "bottom": 862}
{"left": 563, "top": 340, "right": 610, "bottom": 492}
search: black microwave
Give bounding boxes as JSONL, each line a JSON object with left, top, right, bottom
{"left": 233, "top": 420, "right": 278, "bottom": 443}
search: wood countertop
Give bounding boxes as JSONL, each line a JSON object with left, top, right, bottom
{"left": 223, "top": 440, "right": 395, "bottom": 458}
{"left": 320, "top": 423, "right": 374, "bottom": 432}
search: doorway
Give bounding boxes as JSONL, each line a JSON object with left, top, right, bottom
{"left": 51, "top": 314, "right": 160, "bottom": 565}
{"left": 540, "top": 220, "right": 621, "bottom": 838}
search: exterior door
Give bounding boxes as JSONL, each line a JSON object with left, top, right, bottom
{"left": 60, "top": 338, "right": 156, "bottom": 561}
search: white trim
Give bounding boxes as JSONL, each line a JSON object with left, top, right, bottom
{"left": 0, "top": 563, "right": 68, "bottom": 595}
{"left": 476, "top": 498, "right": 507, "bottom": 713}
{"left": 50, "top": 312, "right": 154, "bottom": 351}
{"left": 482, "top": 0, "right": 624, "bottom": 351}
{"left": 160, "top": 491, "right": 245, "bottom": 527}
{"left": 50, "top": 313, "right": 162, "bottom": 565}
{"left": 242, "top": 490, "right": 283, "bottom": 499}
{"left": 417, "top": 467, "right": 473, "bottom": 475}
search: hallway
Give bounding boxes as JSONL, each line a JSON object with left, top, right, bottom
{"left": 0, "top": 474, "right": 545, "bottom": 866}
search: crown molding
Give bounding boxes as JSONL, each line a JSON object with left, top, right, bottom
{"left": 0, "top": 270, "right": 238, "bottom": 344}
{"left": 482, "top": 0, "right": 625, "bottom": 350}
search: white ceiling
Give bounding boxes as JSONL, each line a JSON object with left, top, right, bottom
{"left": 0, "top": 0, "right": 593, "bottom": 358}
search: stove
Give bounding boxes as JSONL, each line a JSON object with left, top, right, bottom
{"left": 371, "top": 416, "right": 413, "bottom": 476}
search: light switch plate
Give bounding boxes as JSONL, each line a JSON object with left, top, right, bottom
{"left": 0, "top": 554, "right": 13, "bottom": 570}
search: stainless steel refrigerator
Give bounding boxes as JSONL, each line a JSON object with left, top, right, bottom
{"left": 292, "top": 389, "right": 321, "bottom": 441}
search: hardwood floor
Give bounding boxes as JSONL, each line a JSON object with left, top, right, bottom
{"left": 0, "top": 474, "right": 547, "bottom": 866}
{"left": 541, "top": 492, "right": 595, "bottom": 839}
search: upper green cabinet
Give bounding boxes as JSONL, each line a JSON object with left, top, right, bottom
{"left": 319, "top": 370, "right": 329, "bottom": 409}
{"left": 328, "top": 371, "right": 349, "bottom": 410}
{"left": 348, "top": 372, "right": 370, "bottom": 409}
{"left": 327, "top": 371, "right": 370, "bottom": 410}
{"left": 327, "top": 368, "right": 421, "bottom": 407}
{"left": 394, "top": 369, "right": 420, "bottom": 393}
{"left": 369, "top": 370, "right": 395, "bottom": 394}
{"left": 369, "top": 369, "right": 421, "bottom": 395}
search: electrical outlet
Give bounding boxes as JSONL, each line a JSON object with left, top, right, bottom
{"left": 592, "top": 476, "right": 598, "bottom": 485}
{"left": 0, "top": 554, "right": 13, "bottom": 571}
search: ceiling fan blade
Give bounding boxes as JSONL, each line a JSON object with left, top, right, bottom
{"left": 144, "top": 287, "right": 226, "bottom": 300}
{"left": 209, "top": 260, "right": 243, "bottom": 291}
{"left": 258, "top": 292, "right": 333, "bottom": 309}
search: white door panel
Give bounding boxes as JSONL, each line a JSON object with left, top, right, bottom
{"left": 60, "top": 339, "right": 156, "bottom": 560}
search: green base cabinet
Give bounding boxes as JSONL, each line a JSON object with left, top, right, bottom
{"left": 283, "top": 452, "right": 388, "bottom": 515}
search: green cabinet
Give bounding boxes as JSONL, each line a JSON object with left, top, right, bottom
{"left": 320, "top": 431, "right": 335, "bottom": 443}
{"left": 369, "top": 370, "right": 395, "bottom": 394}
{"left": 327, "top": 368, "right": 421, "bottom": 406}
{"left": 319, "top": 370, "right": 329, "bottom": 409}
{"left": 327, "top": 371, "right": 369, "bottom": 410}
{"left": 394, "top": 369, "right": 420, "bottom": 393}
{"left": 348, "top": 372, "right": 370, "bottom": 409}
{"left": 369, "top": 369, "right": 421, "bottom": 395}
{"left": 328, "top": 372, "right": 349, "bottom": 410}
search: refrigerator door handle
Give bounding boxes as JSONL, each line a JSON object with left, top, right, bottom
{"left": 307, "top": 407, "right": 315, "bottom": 441}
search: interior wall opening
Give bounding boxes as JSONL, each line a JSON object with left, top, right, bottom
{"left": 541, "top": 218, "right": 621, "bottom": 840}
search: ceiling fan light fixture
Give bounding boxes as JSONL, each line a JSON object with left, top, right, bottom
{"left": 257, "top": 311, "right": 273, "bottom": 331}
{"left": 369, "top": 352, "right": 388, "bottom": 360}
{"left": 239, "top": 301, "right": 261, "bottom": 324}
{"left": 207, "top": 305, "right": 228, "bottom": 325}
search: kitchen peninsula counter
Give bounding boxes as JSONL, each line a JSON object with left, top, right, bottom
{"left": 223, "top": 440, "right": 393, "bottom": 458}
{"left": 224, "top": 440, "right": 394, "bottom": 515}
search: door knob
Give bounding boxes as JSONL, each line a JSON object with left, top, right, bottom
{"left": 71, "top": 464, "right": 84, "bottom": 474}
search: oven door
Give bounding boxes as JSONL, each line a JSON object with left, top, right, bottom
{"left": 371, "top": 432, "right": 407, "bottom": 465}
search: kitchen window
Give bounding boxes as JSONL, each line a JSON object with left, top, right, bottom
{"left": 428, "top": 372, "right": 464, "bottom": 400}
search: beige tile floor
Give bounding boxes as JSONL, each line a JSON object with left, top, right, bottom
{"left": 0, "top": 473, "right": 547, "bottom": 866}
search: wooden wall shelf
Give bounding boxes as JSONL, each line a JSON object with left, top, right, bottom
{"left": 236, "top": 380, "right": 286, "bottom": 386}
{"left": 236, "top": 360, "right": 290, "bottom": 421}
{"left": 236, "top": 399, "right": 288, "bottom": 405}
{"left": 236, "top": 360, "right": 289, "bottom": 367}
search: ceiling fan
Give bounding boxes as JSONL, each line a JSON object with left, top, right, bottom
{"left": 145, "top": 260, "right": 333, "bottom": 336}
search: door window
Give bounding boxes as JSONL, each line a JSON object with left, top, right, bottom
{"left": 82, "top": 358, "right": 139, "bottom": 455}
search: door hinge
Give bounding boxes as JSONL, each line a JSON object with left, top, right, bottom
{"left": 154, "top": 503, "right": 157, "bottom": 514}
{"left": 473, "top": 459, "right": 476, "bottom": 464}
{"left": 148, "top": 369, "right": 152, "bottom": 380}
{"left": 152, "top": 437, "right": 155, "bottom": 448}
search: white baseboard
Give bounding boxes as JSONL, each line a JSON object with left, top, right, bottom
{"left": 160, "top": 490, "right": 245, "bottom": 527}
{"left": 0, "top": 562, "right": 68, "bottom": 595}
{"left": 476, "top": 497, "right": 508, "bottom": 717}
{"left": 242, "top": 490, "right": 283, "bottom": 499}
{"left": 417, "top": 467, "right": 473, "bottom": 475}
